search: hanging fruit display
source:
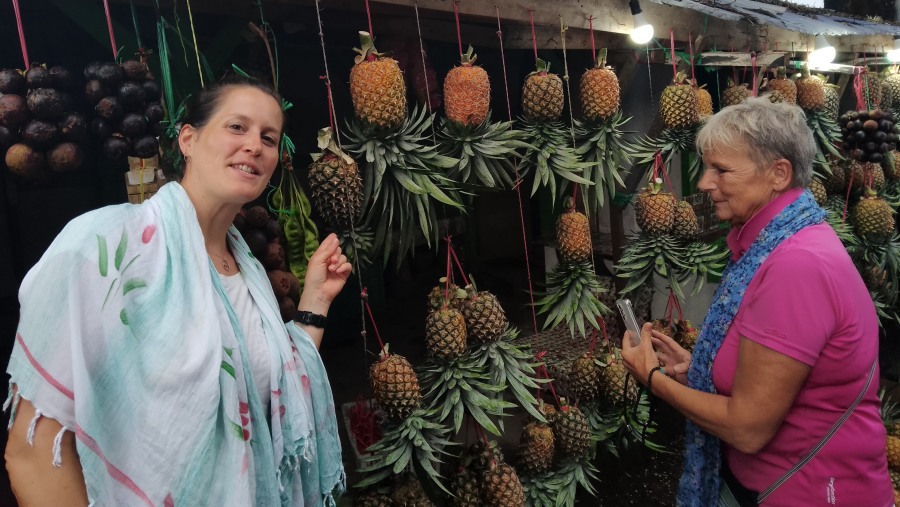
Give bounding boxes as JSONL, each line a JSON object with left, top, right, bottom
{"left": 721, "top": 78, "right": 751, "bottom": 108}
{"left": 271, "top": 151, "right": 319, "bottom": 291}
{"left": 798, "top": 68, "right": 842, "bottom": 178}
{"left": 840, "top": 109, "right": 897, "bottom": 164}
{"left": 1, "top": 63, "right": 88, "bottom": 180}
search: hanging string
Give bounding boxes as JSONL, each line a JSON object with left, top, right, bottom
{"left": 527, "top": 8, "right": 538, "bottom": 64}
{"left": 751, "top": 52, "right": 758, "bottom": 97}
{"left": 669, "top": 28, "right": 677, "bottom": 80}
{"left": 412, "top": 2, "right": 438, "bottom": 146}
{"left": 452, "top": 0, "right": 463, "bottom": 57}
{"left": 559, "top": 18, "right": 579, "bottom": 205}
{"left": 128, "top": 0, "right": 144, "bottom": 49}
{"left": 646, "top": 42, "right": 655, "bottom": 115}
{"left": 495, "top": 5, "right": 539, "bottom": 339}
{"left": 445, "top": 238, "right": 471, "bottom": 288}
{"left": 184, "top": 0, "right": 204, "bottom": 86}
{"left": 689, "top": 32, "right": 696, "bottom": 84}
{"left": 588, "top": 328, "right": 598, "bottom": 354}
{"left": 444, "top": 238, "right": 454, "bottom": 306}
{"left": 364, "top": 0, "right": 374, "bottom": 38}
{"left": 537, "top": 362, "right": 561, "bottom": 407}
{"left": 10, "top": 0, "right": 30, "bottom": 68}
{"left": 314, "top": 0, "right": 342, "bottom": 148}
{"left": 362, "top": 289, "right": 386, "bottom": 352}
{"left": 853, "top": 67, "right": 867, "bottom": 111}
{"left": 102, "top": 0, "right": 119, "bottom": 60}
{"left": 588, "top": 16, "right": 596, "bottom": 56}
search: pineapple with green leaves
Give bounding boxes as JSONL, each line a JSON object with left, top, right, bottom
{"left": 461, "top": 281, "right": 508, "bottom": 342}
{"left": 824, "top": 83, "right": 841, "bottom": 121}
{"left": 552, "top": 398, "right": 591, "bottom": 457}
{"left": 522, "top": 58, "right": 564, "bottom": 122}
{"left": 427, "top": 278, "right": 465, "bottom": 311}
{"left": 482, "top": 461, "right": 525, "bottom": 506}
{"left": 308, "top": 127, "right": 363, "bottom": 231}
{"left": 635, "top": 178, "right": 676, "bottom": 235}
{"left": 694, "top": 82, "right": 713, "bottom": 119}
{"left": 600, "top": 348, "right": 639, "bottom": 408}
{"left": 887, "top": 151, "right": 900, "bottom": 180}
{"left": 852, "top": 161, "right": 886, "bottom": 191}
{"left": 853, "top": 188, "right": 896, "bottom": 240}
{"left": 390, "top": 476, "right": 434, "bottom": 507}
{"left": 369, "top": 347, "right": 422, "bottom": 421}
{"left": 517, "top": 420, "right": 555, "bottom": 475}
{"left": 444, "top": 45, "right": 490, "bottom": 127}
{"left": 796, "top": 68, "right": 825, "bottom": 111}
{"left": 350, "top": 32, "right": 407, "bottom": 129}
{"left": 580, "top": 48, "right": 620, "bottom": 122}
{"left": 448, "top": 468, "right": 482, "bottom": 507}
{"left": 880, "top": 389, "right": 900, "bottom": 471}
{"left": 809, "top": 178, "right": 827, "bottom": 207}
{"left": 556, "top": 197, "right": 592, "bottom": 263}
{"left": 884, "top": 69, "right": 900, "bottom": 110}
{"left": 824, "top": 157, "right": 847, "bottom": 194}
{"left": 675, "top": 320, "right": 700, "bottom": 351}
{"left": 568, "top": 351, "right": 600, "bottom": 401}
{"left": 673, "top": 200, "right": 700, "bottom": 239}
{"left": 424, "top": 300, "right": 467, "bottom": 361}
{"left": 660, "top": 71, "right": 697, "bottom": 130}
{"left": 767, "top": 67, "right": 797, "bottom": 104}
{"left": 721, "top": 78, "right": 750, "bottom": 108}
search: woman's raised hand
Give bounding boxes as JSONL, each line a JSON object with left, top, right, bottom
{"left": 651, "top": 331, "right": 692, "bottom": 385}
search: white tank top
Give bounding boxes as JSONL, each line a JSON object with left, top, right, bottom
{"left": 218, "top": 271, "right": 271, "bottom": 408}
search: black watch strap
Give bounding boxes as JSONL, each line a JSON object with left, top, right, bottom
{"left": 294, "top": 310, "right": 327, "bottom": 328}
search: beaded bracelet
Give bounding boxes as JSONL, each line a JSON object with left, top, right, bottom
{"left": 647, "top": 365, "right": 666, "bottom": 395}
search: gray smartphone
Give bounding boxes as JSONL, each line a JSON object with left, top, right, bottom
{"left": 615, "top": 298, "right": 643, "bottom": 347}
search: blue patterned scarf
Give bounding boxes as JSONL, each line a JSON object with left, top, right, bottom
{"left": 676, "top": 190, "right": 825, "bottom": 507}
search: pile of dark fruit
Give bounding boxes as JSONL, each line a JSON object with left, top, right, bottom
{"left": 839, "top": 109, "right": 898, "bottom": 163}
{"left": 234, "top": 205, "right": 302, "bottom": 323}
{"left": 1, "top": 64, "right": 87, "bottom": 180}
{"left": 84, "top": 57, "right": 163, "bottom": 161}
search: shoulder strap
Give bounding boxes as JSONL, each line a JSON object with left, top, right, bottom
{"left": 758, "top": 359, "right": 877, "bottom": 503}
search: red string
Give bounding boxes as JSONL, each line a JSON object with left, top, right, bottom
{"left": 842, "top": 168, "right": 855, "bottom": 223}
{"left": 11, "top": 0, "right": 29, "bottom": 69}
{"left": 651, "top": 151, "right": 662, "bottom": 181}
{"left": 496, "top": 6, "right": 539, "bottom": 338}
{"left": 361, "top": 289, "right": 386, "bottom": 352}
{"left": 528, "top": 8, "right": 538, "bottom": 64}
{"left": 571, "top": 184, "right": 579, "bottom": 209}
{"left": 653, "top": 151, "right": 675, "bottom": 193}
{"left": 444, "top": 236, "right": 453, "bottom": 307}
{"left": 320, "top": 76, "right": 335, "bottom": 132}
{"left": 364, "top": 0, "right": 374, "bottom": 38}
{"left": 453, "top": 0, "right": 463, "bottom": 57}
{"left": 669, "top": 28, "right": 677, "bottom": 80}
{"left": 534, "top": 351, "right": 546, "bottom": 403}
{"left": 853, "top": 68, "right": 866, "bottom": 111}
{"left": 588, "top": 16, "right": 596, "bottom": 57}
{"left": 102, "top": 0, "right": 118, "bottom": 60}
{"left": 689, "top": 32, "right": 696, "bottom": 84}
{"left": 445, "top": 238, "right": 471, "bottom": 288}
{"left": 751, "top": 53, "right": 758, "bottom": 97}
{"left": 538, "top": 363, "right": 561, "bottom": 407}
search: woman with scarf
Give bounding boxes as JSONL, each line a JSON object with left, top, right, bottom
{"left": 5, "top": 75, "right": 348, "bottom": 506}
{"left": 622, "top": 97, "right": 892, "bottom": 506}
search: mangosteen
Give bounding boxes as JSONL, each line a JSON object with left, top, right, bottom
{"left": 84, "top": 79, "right": 109, "bottom": 105}
{"left": 245, "top": 206, "right": 270, "bottom": 229}
{"left": 856, "top": 111, "right": 868, "bottom": 121}
{"left": 22, "top": 119, "right": 60, "bottom": 150}
{"left": 863, "top": 119, "right": 879, "bottom": 132}
{"left": 119, "top": 112, "right": 147, "bottom": 137}
{"left": 262, "top": 242, "right": 287, "bottom": 271}
{"left": 263, "top": 219, "right": 281, "bottom": 241}
{"left": 0, "top": 125, "right": 20, "bottom": 147}
{"left": 865, "top": 141, "right": 877, "bottom": 152}
{"left": 117, "top": 81, "right": 146, "bottom": 111}
{"left": 103, "top": 135, "right": 131, "bottom": 160}
{"left": 278, "top": 297, "right": 296, "bottom": 323}
{"left": 854, "top": 130, "right": 867, "bottom": 142}
{"left": 25, "top": 65, "right": 51, "bottom": 89}
{"left": 90, "top": 117, "right": 113, "bottom": 140}
{"left": 870, "top": 152, "right": 884, "bottom": 163}
{"left": 5, "top": 143, "right": 47, "bottom": 180}
{"left": 132, "top": 135, "right": 159, "bottom": 159}
{"left": 0, "top": 94, "right": 29, "bottom": 129}
{"left": 142, "top": 79, "right": 160, "bottom": 100}
{"left": 48, "top": 66, "right": 73, "bottom": 89}
{"left": 145, "top": 102, "right": 164, "bottom": 124}
{"left": 880, "top": 120, "right": 894, "bottom": 132}
{"left": 285, "top": 272, "right": 300, "bottom": 302}
{"left": 870, "top": 110, "right": 883, "bottom": 121}
{"left": 96, "top": 62, "right": 124, "bottom": 88}
{"left": 26, "top": 88, "right": 65, "bottom": 120}
{"left": 874, "top": 131, "right": 888, "bottom": 142}
{"left": 880, "top": 142, "right": 891, "bottom": 154}
{"left": 95, "top": 96, "right": 123, "bottom": 121}
{"left": 151, "top": 121, "right": 164, "bottom": 136}
{"left": 245, "top": 229, "right": 268, "bottom": 257}
{"left": 0, "top": 69, "right": 26, "bottom": 94}
{"left": 58, "top": 112, "right": 87, "bottom": 142}
{"left": 233, "top": 213, "right": 248, "bottom": 233}
{"left": 47, "top": 142, "right": 83, "bottom": 172}
{"left": 267, "top": 270, "right": 292, "bottom": 298}
{"left": 83, "top": 61, "right": 102, "bottom": 81}
{"left": 120, "top": 60, "right": 147, "bottom": 81}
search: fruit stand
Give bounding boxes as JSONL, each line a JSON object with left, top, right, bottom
{"left": 2, "top": 0, "right": 900, "bottom": 506}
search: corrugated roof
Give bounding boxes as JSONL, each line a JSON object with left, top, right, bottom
{"left": 649, "top": 0, "right": 900, "bottom": 36}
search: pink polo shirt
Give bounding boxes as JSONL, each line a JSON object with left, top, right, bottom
{"left": 711, "top": 188, "right": 891, "bottom": 506}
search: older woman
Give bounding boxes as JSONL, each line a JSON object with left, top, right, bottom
{"left": 5, "top": 76, "right": 349, "bottom": 505}
{"left": 622, "top": 97, "right": 891, "bottom": 506}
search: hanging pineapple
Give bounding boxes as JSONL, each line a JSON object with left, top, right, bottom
{"left": 523, "top": 58, "right": 564, "bottom": 122}
{"left": 693, "top": 81, "right": 713, "bottom": 119}
{"left": 883, "top": 68, "right": 900, "bottom": 111}
{"left": 482, "top": 461, "right": 526, "bottom": 506}
{"left": 350, "top": 31, "right": 407, "bottom": 129}
{"left": 598, "top": 349, "right": 639, "bottom": 409}
{"left": 809, "top": 178, "right": 827, "bottom": 207}
{"left": 851, "top": 161, "right": 886, "bottom": 191}
{"left": 675, "top": 320, "right": 700, "bottom": 351}
{"left": 672, "top": 199, "right": 700, "bottom": 240}
{"left": 796, "top": 67, "right": 826, "bottom": 111}
{"left": 568, "top": 351, "right": 601, "bottom": 401}
{"left": 444, "top": 45, "right": 489, "bottom": 127}
{"left": 635, "top": 178, "right": 676, "bottom": 235}
{"left": 424, "top": 300, "right": 467, "bottom": 361}
{"left": 517, "top": 420, "right": 555, "bottom": 475}
{"left": 721, "top": 78, "right": 750, "bottom": 108}
{"left": 308, "top": 127, "right": 362, "bottom": 231}
{"left": 369, "top": 346, "right": 422, "bottom": 421}
{"left": 552, "top": 398, "right": 591, "bottom": 457}
{"left": 460, "top": 280, "right": 508, "bottom": 342}
{"left": 767, "top": 67, "right": 797, "bottom": 104}
{"left": 802, "top": 71, "right": 842, "bottom": 180}
{"left": 852, "top": 188, "right": 895, "bottom": 241}
{"left": 556, "top": 197, "right": 592, "bottom": 263}
{"left": 824, "top": 82, "right": 841, "bottom": 121}
{"left": 660, "top": 71, "right": 697, "bottom": 130}
{"left": 579, "top": 48, "right": 620, "bottom": 122}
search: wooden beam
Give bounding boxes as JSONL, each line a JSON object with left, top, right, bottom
{"left": 700, "top": 52, "right": 787, "bottom": 67}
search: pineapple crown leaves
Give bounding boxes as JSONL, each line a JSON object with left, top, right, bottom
{"left": 520, "top": 120, "right": 594, "bottom": 206}
{"left": 459, "top": 44, "right": 478, "bottom": 66}
{"left": 614, "top": 234, "right": 690, "bottom": 297}
{"left": 775, "top": 66, "right": 788, "bottom": 79}
{"left": 520, "top": 458, "right": 601, "bottom": 504}
{"left": 592, "top": 48, "right": 610, "bottom": 69}
{"left": 310, "top": 127, "right": 354, "bottom": 165}
{"left": 528, "top": 57, "right": 552, "bottom": 77}
{"left": 672, "top": 70, "right": 689, "bottom": 86}
{"left": 437, "top": 116, "right": 533, "bottom": 189}
{"left": 353, "top": 31, "right": 385, "bottom": 64}
{"left": 573, "top": 113, "right": 636, "bottom": 213}
{"left": 535, "top": 260, "right": 610, "bottom": 338}
{"left": 645, "top": 177, "right": 664, "bottom": 195}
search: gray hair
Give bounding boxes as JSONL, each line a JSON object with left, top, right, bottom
{"left": 696, "top": 96, "right": 815, "bottom": 188}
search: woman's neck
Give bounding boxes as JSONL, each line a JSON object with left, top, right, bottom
{"left": 180, "top": 179, "right": 241, "bottom": 253}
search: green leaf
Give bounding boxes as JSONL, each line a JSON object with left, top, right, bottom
{"left": 221, "top": 361, "right": 236, "bottom": 378}
{"left": 114, "top": 228, "right": 127, "bottom": 271}
{"left": 119, "top": 308, "right": 129, "bottom": 325}
{"left": 97, "top": 235, "right": 108, "bottom": 277}
{"left": 122, "top": 279, "right": 148, "bottom": 295}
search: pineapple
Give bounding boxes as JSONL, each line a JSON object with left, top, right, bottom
{"left": 461, "top": 284, "right": 508, "bottom": 341}
{"left": 370, "top": 348, "right": 422, "bottom": 421}
{"left": 823, "top": 157, "right": 846, "bottom": 194}
{"left": 675, "top": 320, "right": 700, "bottom": 351}
{"left": 552, "top": 399, "right": 591, "bottom": 457}
{"left": 358, "top": 491, "right": 395, "bottom": 507}
{"left": 851, "top": 161, "right": 886, "bottom": 191}
{"left": 892, "top": 469, "right": 900, "bottom": 491}
{"left": 580, "top": 48, "right": 620, "bottom": 121}
{"left": 425, "top": 306, "right": 467, "bottom": 360}
{"left": 600, "top": 349, "right": 639, "bottom": 408}
{"left": 482, "top": 461, "right": 525, "bottom": 506}
{"left": 852, "top": 188, "right": 896, "bottom": 239}
{"left": 883, "top": 70, "right": 900, "bottom": 111}
{"left": 693, "top": 82, "right": 713, "bottom": 119}
{"left": 796, "top": 69, "right": 825, "bottom": 111}
{"left": 767, "top": 67, "right": 797, "bottom": 104}
{"left": 762, "top": 90, "right": 786, "bottom": 104}
{"left": 427, "top": 278, "right": 465, "bottom": 311}
{"left": 308, "top": 128, "right": 363, "bottom": 231}
{"left": 863, "top": 73, "right": 883, "bottom": 108}
{"left": 889, "top": 432, "right": 900, "bottom": 472}
{"left": 635, "top": 178, "right": 676, "bottom": 235}
{"left": 673, "top": 200, "right": 700, "bottom": 239}
{"left": 448, "top": 468, "right": 482, "bottom": 507}
{"left": 517, "top": 421, "right": 555, "bottom": 475}
{"left": 721, "top": 78, "right": 750, "bottom": 108}
{"left": 350, "top": 31, "right": 408, "bottom": 130}
{"left": 390, "top": 476, "right": 434, "bottom": 507}
{"left": 887, "top": 151, "right": 900, "bottom": 180}
{"left": 568, "top": 351, "right": 600, "bottom": 401}
{"left": 824, "top": 83, "right": 840, "bottom": 121}
{"left": 660, "top": 71, "right": 697, "bottom": 130}
{"left": 444, "top": 45, "right": 490, "bottom": 127}
{"left": 522, "top": 58, "right": 564, "bottom": 122}
{"left": 469, "top": 440, "right": 506, "bottom": 473}
{"left": 651, "top": 319, "right": 674, "bottom": 338}
{"left": 556, "top": 197, "right": 592, "bottom": 263}
{"left": 809, "top": 178, "right": 827, "bottom": 207}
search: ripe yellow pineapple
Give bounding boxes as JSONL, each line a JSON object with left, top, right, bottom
{"left": 580, "top": 48, "right": 620, "bottom": 122}
{"left": 660, "top": 71, "right": 697, "bottom": 130}
{"left": 482, "top": 461, "right": 525, "bottom": 506}
{"left": 522, "top": 58, "right": 564, "bottom": 122}
{"left": 635, "top": 178, "right": 676, "bottom": 235}
{"left": 853, "top": 188, "right": 896, "bottom": 239}
{"left": 370, "top": 348, "right": 422, "bottom": 421}
{"left": 600, "top": 349, "right": 639, "bottom": 408}
{"left": 889, "top": 435, "right": 900, "bottom": 471}
{"left": 767, "top": 67, "right": 797, "bottom": 104}
{"left": 864, "top": 72, "right": 883, "bottom": 107}
{"left": 308, "top": 128, "right": 363, "bottom": 231}
{"left": 721, "top": 79, "right": 750, "bottom": 108}
{"left": 796, "top": 70, "right": 825, "bottom": 111}
{"left": 556, "top": 197, "right": 592, "bottom": 263}
{"left": 887, "top": 151, "right": 900, "bottom": 180}
{"left": 425, "top": 306, "right": 467, "bottom": 360}
{"left": 651, "top": 319, "right": 674, "bottom": 338}
{"left": 568, "top": 351, "right": 600, "bottom": 401}
{"left": 884, "top": 70, "right": 900, "bottom": 111}
{"left": 444, "top": 45, "right": 490, "bottom": 127}
{"left": 517, "top": 420, "right": 555, "bottom": 475}
{"left": 693, "top": 82, "right": 713, "bottom": 119}
{"left": 673, "top": 200, "right": 700, "bottom": 239}
{"left": 809, "top": 178, "right": 827, "bottom": 207}
{"left": 824, "top": 83, "right": 840, "bottom": 120}
{"left": 350, "top": 31, "right": 408, "bottom": 129}
{"left": 851, "top": 161, "right": 886, "bottom": 191}
{"left": 461, "top": 283, "right": 508, "bottom": 341}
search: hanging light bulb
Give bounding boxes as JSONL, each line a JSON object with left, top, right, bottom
{"left": 888, "top": 38, "right": 900, "bottom": 63}
{"left": 629, "top": 0, "right": 654, "bottom": 44}
{"left": 808, "top": 34, "right": 836, "bottom": 68}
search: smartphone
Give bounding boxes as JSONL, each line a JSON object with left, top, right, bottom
{"left": 616, "top": 299, "right": 643, "bottom": 347}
